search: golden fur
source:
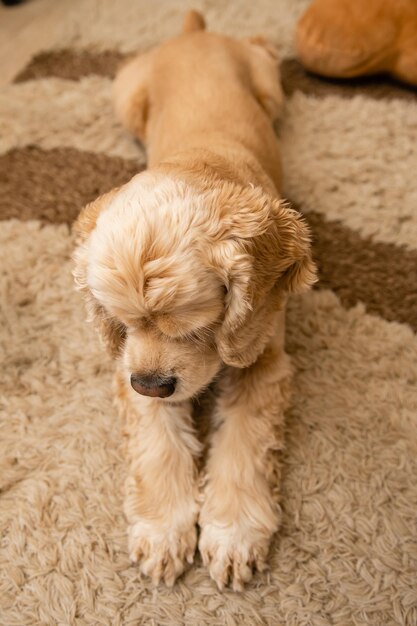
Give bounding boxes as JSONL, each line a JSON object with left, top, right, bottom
{"left": 73, "top": 10, "right": 316, "bottom": 591}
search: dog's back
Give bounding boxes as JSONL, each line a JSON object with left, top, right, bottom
{"left": 114, "top": 11, "right": 284, "bottom": 191}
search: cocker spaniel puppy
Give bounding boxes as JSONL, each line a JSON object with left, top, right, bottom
{"left": 73, "top": 10, "right": 316, "bottom": 591}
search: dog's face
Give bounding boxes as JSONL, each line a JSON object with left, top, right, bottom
{"left": 88, "top": 227, "right": 225, "bottom": 401}
{"left": 73, "top": 171, "right": 316, "bottom": 401}
{"left": 85, "top": 175, "right": 225, "bottom": 400}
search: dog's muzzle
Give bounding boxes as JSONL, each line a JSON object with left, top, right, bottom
{"left": 130, "top": 373, "right": 176, "bottom": 398}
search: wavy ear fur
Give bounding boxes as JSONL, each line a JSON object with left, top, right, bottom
{"left": 207, "top": 184, "right": 317, "bottom": 367}
{"left": 73, "top": 189, "right": 126, "bottom": 358}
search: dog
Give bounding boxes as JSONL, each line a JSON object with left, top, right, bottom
{"left": 73, "top": 10, "right": 316, "bottom": 591}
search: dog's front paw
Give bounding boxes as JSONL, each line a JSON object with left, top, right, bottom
{"left": 199, "top": 522, "right": 271, "bottom": 591}
{"left": 128, "top": 519, "right": 197, "bottom": 586}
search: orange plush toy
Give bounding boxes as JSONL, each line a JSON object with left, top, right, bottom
{"left": 295, "top": 0, "right": 417, "bottom": 86}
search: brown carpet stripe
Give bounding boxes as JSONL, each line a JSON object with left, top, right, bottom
{"left": 14, "top": 50, "right": 129, "bottom": 83}
{"left": 0, "top": 146, "right": 142, "bottom": 224}
{"left": 280, "top": 59, "right": 417, "bottom": 102}
{"left": 13, "top": 49, "right": 417, "bottom": 102}
{"left": 1, "top": 146, "right": 415, "bottom": 332}
{"left": 305, "top": 211, "right": 417, "bottom": 332}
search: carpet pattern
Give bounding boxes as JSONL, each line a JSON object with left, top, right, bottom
{"left": 1, "top": 1, "right": 416, "bottom": 625}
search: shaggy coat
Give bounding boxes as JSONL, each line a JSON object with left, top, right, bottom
{"left": 73, "top": 10, "right": 316, "bottom": 590}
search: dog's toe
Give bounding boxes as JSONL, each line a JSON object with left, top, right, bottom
{"left": 199, "top": 522, "right": 270, "bottom": 591}
{"left": 128, "top": 519, "right": 197, "bottom": 586}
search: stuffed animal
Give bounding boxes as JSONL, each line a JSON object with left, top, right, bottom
{"left": 295, "top": 0, "right": 417, "bottom": 86}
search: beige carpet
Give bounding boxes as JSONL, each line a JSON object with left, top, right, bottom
{"left": 1, "top": 1, "right": 417, "bottom": 624}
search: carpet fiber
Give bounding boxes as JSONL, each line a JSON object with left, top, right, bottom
{"left": 1, "top": 1, "right": 416, "bottom": 624}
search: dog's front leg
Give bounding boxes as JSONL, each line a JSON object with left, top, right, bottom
{"left": 116, "top": 372, "right": 201, "bottom": 586}
{"left": 199, "top": 332, "right": 293, "bottom": 591}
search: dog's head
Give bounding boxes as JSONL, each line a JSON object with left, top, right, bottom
{"left": 73, "top": 171, "right": 316, "bottom": 401}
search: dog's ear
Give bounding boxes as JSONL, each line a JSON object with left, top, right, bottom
{"left": 73, "top": 188, "right": 119, "bottom": 240}
{"left": 208, "top": 185, "right": 317, "bottom": 367}
{"left": 73, "top": 189, "right": 126, "bottom": 357}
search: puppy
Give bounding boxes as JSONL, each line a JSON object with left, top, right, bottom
{"left": 73, "top": 10, "right": 316, "bottom": 591}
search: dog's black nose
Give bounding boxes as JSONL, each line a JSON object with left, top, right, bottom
{"left": 130, "top": 373, "right": 176, "bottom": 398}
